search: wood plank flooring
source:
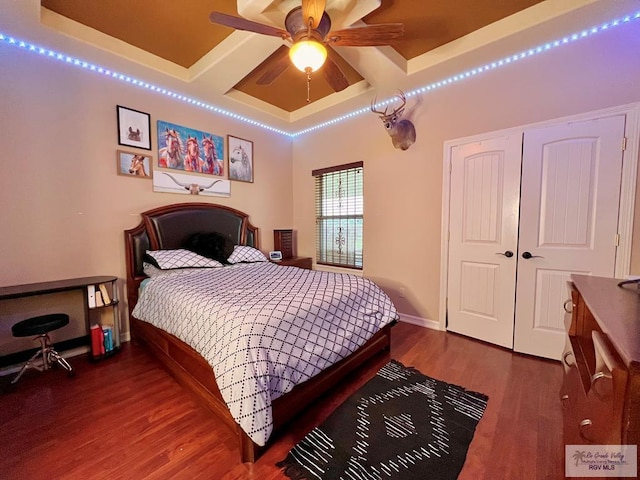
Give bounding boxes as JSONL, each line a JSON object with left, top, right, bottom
{"left": 0, "top": 322, "right": 564, "bottom": 479}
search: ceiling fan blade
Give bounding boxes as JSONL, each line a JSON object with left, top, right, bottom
{"left": 256, "top": 48, "right": 291, "bottom": 85}
{"left": 302, "top": 0, "right": 326, "bottom": 29}
{"left": 209, "top": 11, "right": 290, "bottom": 39}
{"left": 326, "top": 23, "right": 404, "bottom": 46}
{"left": 322, "top": 49, "right": 349, "bottom": 92}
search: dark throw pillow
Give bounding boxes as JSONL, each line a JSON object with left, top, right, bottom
{"left": 183, "top": 232, "right": 233, "bottom": 264}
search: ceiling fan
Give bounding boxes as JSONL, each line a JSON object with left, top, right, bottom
{"left": 209, "top": 0, "right": 404, "bottom": 101}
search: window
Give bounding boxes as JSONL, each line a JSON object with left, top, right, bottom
{"left": 312, "top": 162, "right": 363, "bottom": 269}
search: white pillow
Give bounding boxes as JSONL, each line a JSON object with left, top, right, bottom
{"left": 145, "top": 249, "right": 224, "bottom": 270}
{"left": 227, "top": 245, "right": 268, "bottom": 264}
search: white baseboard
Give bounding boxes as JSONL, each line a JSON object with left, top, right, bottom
{"left": 397, "top": 313, "right": 442, "bottom": 331}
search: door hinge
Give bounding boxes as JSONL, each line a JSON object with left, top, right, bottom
{"left": 622, "top": 137, "right": 627, "bottom": 151}
{"left": 615, "top": 233, "right": 620, "bottom": 246}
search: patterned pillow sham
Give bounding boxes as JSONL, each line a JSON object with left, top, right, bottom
{"left": 144, "top": 249, "right": 224, "bottom": 270}
{"left": 227, "top": 245, "right": 268, "bottom": 264}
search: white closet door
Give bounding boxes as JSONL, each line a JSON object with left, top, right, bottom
{"left": 447, "top": 135, "right": 522, "bottom": 348}
{"left": 514, "top": 115, "right": 625, "bottom": 359}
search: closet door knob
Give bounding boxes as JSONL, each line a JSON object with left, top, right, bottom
{"left": 522, "top": 251, "right": 543, "bottom": 259}
{"left": 496, "top": 250, "right": 514, "bottom": 258}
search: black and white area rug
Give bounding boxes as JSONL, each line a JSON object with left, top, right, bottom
{"left": 277, "top": 360, "right": 489, "bottom": 480}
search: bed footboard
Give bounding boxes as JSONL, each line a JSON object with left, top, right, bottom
{"left": 131, "top": 317, "right": 393, "bottom": 462}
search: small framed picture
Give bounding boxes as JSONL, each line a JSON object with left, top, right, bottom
{"left": 228, "top": 135, "right": 254, "bottom": 183}
{"left": 117, "top": 105, "right": 151, "bottom": 150}
{"left": 116, "top": 150, "right": 153, "bottom": 179}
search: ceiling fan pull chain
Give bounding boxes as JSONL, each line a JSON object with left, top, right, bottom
{"left": 306, "top": 71, "right": 311, "bottom": 103}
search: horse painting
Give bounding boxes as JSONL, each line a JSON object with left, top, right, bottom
{"left": 128, "top": 155, "right": 148, "bottom": 176}
{"left": 156, "top": 121, "right": 225, "bottom": 177}
{"left": 202, "top": 135, "right": 223, "bottom": 176}
{"left": 184, "top": 136, "right": 204, "bottom": 172}
{"left": 229, "top": 145, "right": 252, "bottom": 182}
{"left": 159, "top": 128, "right": 184, "bottom": 169}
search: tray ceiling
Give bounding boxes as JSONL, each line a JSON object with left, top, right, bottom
{"left": 40, "top": 0, "right": 544, "bottom": 114}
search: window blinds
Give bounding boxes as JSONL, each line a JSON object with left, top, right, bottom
{"left": 312, "top": 162, "right": 363, "bottom": 269}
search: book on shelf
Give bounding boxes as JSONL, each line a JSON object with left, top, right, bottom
{"left": 95, "top": 290, "right": 104, "bottom": 307}
{"left": 87, "top": 284, "right": 96, "bottom": 308}
{"left": 102, "top": 325, "right": 113, "bottom": 352}
{"left": 90, "top": 324, "right": 105, "bottom": 357}
{"left": 98, "top": 283, "right": 111, "bottom": 304}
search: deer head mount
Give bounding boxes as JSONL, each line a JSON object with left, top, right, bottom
{"left": 371, "top": 91, "right": 416, "bottom": 151}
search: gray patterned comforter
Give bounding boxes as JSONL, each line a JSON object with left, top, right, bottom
{"left": 132, "top": 262, "right": 397, "bottom": 445}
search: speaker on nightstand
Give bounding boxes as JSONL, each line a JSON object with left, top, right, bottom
{"left": 274, "top": 229, "right": 294, "bottom": 259}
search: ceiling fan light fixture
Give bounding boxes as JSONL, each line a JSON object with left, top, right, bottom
{"left": 289, "top": 39, "right": 327, "bottom": 73}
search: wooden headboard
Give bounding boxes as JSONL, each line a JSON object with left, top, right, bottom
{"left": 124, "top": 202, "right": 259, "bottom": 315}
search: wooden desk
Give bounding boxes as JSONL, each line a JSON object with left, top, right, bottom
{"left": 0, "top": 276, "right": 120, "bottom": 363}
{"left": 0, "top": 276, "right": 117, "bottom": 300}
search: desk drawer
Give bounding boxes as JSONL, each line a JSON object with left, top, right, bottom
{"left": 563, "top": 331, "right": 625, "bottom": 445}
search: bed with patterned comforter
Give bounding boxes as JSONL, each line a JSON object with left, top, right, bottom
{"left": 132, "top": 262, "right": 397, "bottom": 446}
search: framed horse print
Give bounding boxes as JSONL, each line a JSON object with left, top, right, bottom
{"left": 156, "top": 120, "right": 224, "bottom": 176}
{"left": 117, "top": 150, "right": 152, "bottom": 179}
{"left": 228, "top": 135, "right": 254, "bottom": 183}
{"left": 117, "top": 105, "right": 151, "bottom": 150}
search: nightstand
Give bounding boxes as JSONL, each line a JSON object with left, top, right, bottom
{"left": 272, "top": 256, "right": 313, "bottom": 270}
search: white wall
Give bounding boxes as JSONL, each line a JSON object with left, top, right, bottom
{"left": 0, "top": 45, "right": 293, "bottom": 346}
{"left": 292, "top": 16, "right": 640, "bottom": 324}
{"left": 1, "top": 0, "right": 639, "bottom": 346}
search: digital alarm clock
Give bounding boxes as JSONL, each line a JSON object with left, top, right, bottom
{"left": 269, "top": 250, "right": 283, "bottom": 261}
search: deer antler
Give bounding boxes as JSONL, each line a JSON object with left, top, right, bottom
{"left": 370, "top": 97, "right": 389, "bottom": 116}
{"left": 388, "top": 91, "right": 406, "bottom": 117}
{"left": 371, "top": 91, "right": 408, "bottom": 118}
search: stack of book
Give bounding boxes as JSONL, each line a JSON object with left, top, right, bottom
{"left": 90, "top": 324, "right": 115, "bottom": 358}
{"left": 87, "top": 282, "right": 117, "bottom": 358}
{"left": 87, "top": 283, "right": 112, "bottom": 308}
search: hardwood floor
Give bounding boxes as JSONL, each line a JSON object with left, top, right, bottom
{"left": 0, "top": 322, "right": 564, "bottom": 479}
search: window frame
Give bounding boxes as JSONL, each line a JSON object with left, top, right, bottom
{"left": 312, "top": 161, "right": 364, "bottom": 270}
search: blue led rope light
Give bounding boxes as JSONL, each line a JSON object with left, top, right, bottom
{"left": 1, "top": 10, "right": 638, "bottom": 138}
{"left": 0, "top": 33, "right": 290, "bottom": 136}
{"left": 292, "top": 10, "right": 640, "bottom": 137}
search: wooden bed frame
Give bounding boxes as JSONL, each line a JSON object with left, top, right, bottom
{"left": 124, "top": 202, "right": 393, "bottom": 463}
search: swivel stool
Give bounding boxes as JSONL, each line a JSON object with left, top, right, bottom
{"left": 11, "top": 313, "right": 74, "bottom": 384}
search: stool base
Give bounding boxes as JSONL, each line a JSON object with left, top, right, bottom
{"left": 12, "top": 334, "right": 74, "bottom": 384}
